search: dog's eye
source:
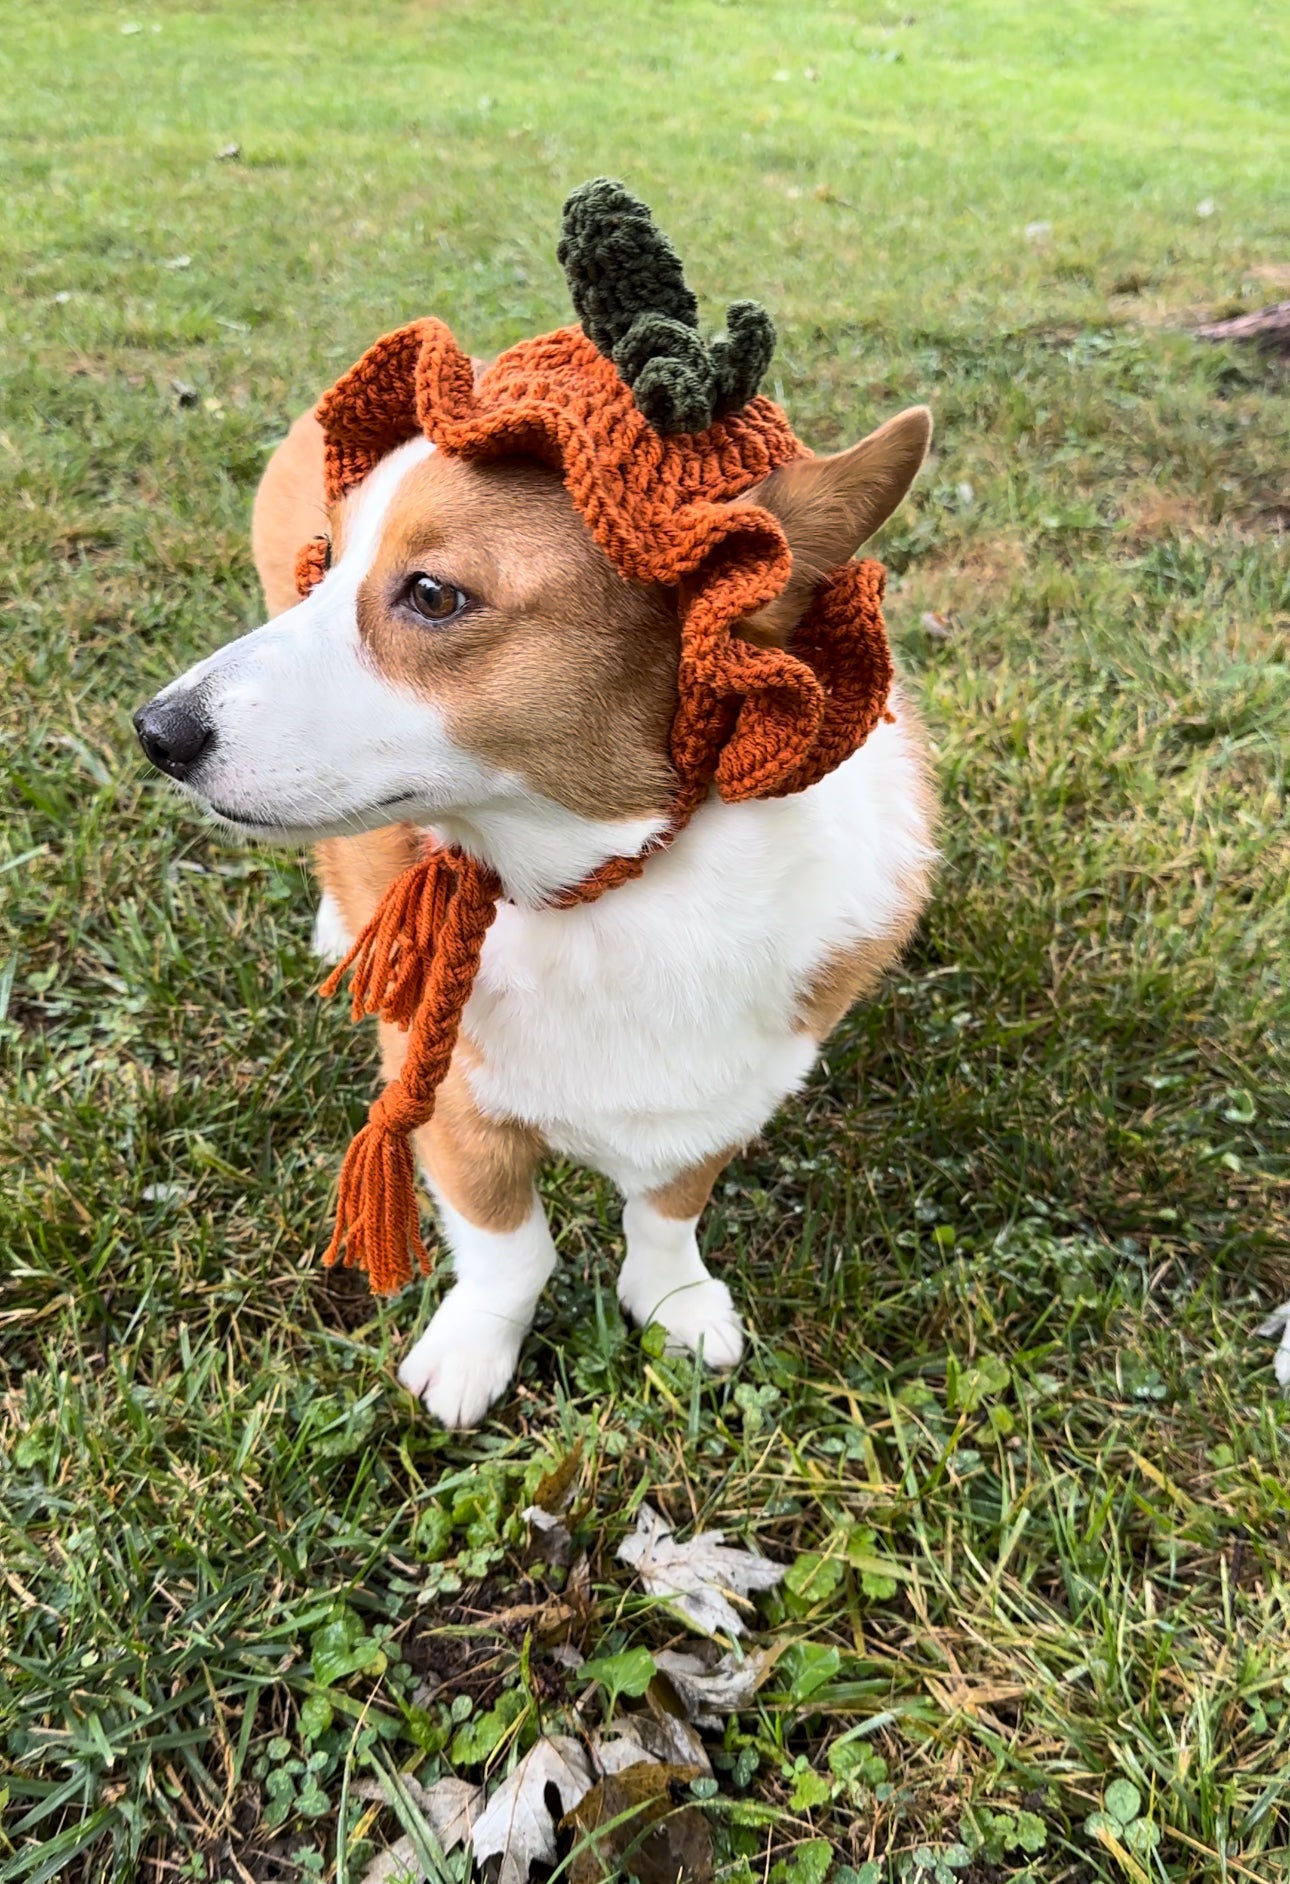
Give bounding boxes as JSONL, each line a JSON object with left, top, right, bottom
{"left": 407, "top": 573, "right": 468, "bottom": 623}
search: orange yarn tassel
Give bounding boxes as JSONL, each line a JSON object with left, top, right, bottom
{"left": 320, "top": 848, "right": 501, "bottom": 1295}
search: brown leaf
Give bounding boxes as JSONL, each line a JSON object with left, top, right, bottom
{"left": 531, "top": 1438, "right": 584, "bottom": 1514}
{"left": 480, "top": 1594, "right": 577, "bottom": 1639}
{"left": 566, "top": 1553, "right": 594, "bottom": 1628}
{"left": 521, "top": 1506, "right": 574, "bottom": 1569}
{"left": 562, "top": 1761, "right": 713, "bottom": 1884}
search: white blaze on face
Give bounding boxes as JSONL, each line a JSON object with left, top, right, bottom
{"left": 156, "top": 437, "right": 507, "bottom": 841}
{"left": 152, "top": 435, "right": 668, "bottom": 902}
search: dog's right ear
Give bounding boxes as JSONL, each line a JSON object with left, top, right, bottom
{"left": 739, "top": 406, "right": 931, "bottom": 643}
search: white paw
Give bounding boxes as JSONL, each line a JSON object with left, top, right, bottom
{"left": 397, "top": 1286, "right": 528, "bottom": 1427}
{"left": 1257, "top": 1300, "right": 1290, "bottom": 1390}
{"left": 619, "top": 1273, "right": 745, "bottom": 1369}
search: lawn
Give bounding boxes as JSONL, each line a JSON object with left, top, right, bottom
{"left": 2, "top": 1, "right": 1288, "bottom": 1880}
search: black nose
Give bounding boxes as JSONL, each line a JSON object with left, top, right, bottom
{"left": 133, "top": 693, "right": 216, "bottom": 781}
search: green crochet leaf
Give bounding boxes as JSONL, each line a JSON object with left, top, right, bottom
{"left": 711, "top": 299, "right": 777, "bottom": 415}
{"left": 558, "top": 177, "right": 776, "bottom": 433}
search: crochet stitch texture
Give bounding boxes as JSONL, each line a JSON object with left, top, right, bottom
{"left": 557, "top": 176, "right": 777, "bottom": 434}
{"left": 302, "top": 181, "right": 896, "bottom": 1296}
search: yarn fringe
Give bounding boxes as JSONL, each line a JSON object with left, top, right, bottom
{"left": 320, "top": 848, "right": 501, "bottom": 1294}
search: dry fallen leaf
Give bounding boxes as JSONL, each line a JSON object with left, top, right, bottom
{"left": 563, "top": 1760, "right": 712, "bottom": 1884}
{"left": 521, "top": 1504, "right": 574, "bottom": 1568}
{"left": 531, "top": 1438, "right": 584, "bottom": 1513}
{"left": 523, "top": 1442, "right": 581, "bottom": 1563}
{"left": 358, "top": 1846, "right": 419, "bottom": 1884}
{"left": 567, "top": 1553, "right": 592, "bottom": 1614}
{"left": 476, "top": 1592, "right": 577, "bottom": 1639}
{"left": 594, "top": 1707, "right": 710, "bottom": 1777}
{"left": 617, "top": 1502, "right": 783, "bottom": 1636}
{"left": 471, "top": 1734, "right": 593, "bottom": 1884}
{"left": 356, "top": 1772, "right": 483, "bottom": 1883}
{"left": 654, "top": 1645, "right": 778, "bottom": 1728}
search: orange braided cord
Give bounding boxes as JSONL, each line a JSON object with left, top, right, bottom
{"left": 320, "top": 849, "right": 500, "bottom": 1294}
{"left": 546, "top": 782, "right": 706, "bottom": 909}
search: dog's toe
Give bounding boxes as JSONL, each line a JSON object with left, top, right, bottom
{"left": 622, "top": 1276, "right": 745, "bottom": 1370}
{"left": 417, "top": 1348, "right": 519, "bottom": 1429}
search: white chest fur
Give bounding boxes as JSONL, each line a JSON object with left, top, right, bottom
{"left": 460, "top": 710, "right": 933, "bottom": 1193}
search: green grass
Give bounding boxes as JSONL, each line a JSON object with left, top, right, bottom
{"left": 2, "top": 1, "right": 1288, "bottom": 1879}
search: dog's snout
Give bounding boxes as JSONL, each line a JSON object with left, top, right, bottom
{"left": 133, "top": 693, "right": 216, "bottom": 781}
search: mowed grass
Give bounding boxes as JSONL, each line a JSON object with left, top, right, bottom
{"left": 2, "top": 1, "right": 1289, "bottom": 1879}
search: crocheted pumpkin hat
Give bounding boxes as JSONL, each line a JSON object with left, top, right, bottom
{"left": 307, "top": 179, "right": 895, "bottom": 1295}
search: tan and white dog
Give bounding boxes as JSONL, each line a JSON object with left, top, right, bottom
{"left": 135, "top": 399, "right": 936, "bottom": 1427}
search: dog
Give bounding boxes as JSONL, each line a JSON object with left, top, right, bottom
{"left": 134, "top": 401, "right": 935, "bottom": 1426}
{"left": 134, "top": 180, "right": 937, "bottom": 1427}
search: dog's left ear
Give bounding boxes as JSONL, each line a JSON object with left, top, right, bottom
{"left": 739, "top": 405, "right": 932, "bottom": 643}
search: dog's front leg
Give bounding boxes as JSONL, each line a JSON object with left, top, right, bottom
{"left": 618, "top": 1151, "right": 745, "bottom": 1369}
{"left": 383, "top": 1030, "right": 550, "bottom": 1427}
{"left": 398, "top": 1193, "right": 556, "bottom": 1427}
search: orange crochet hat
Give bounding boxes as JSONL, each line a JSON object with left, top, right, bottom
{"left": 303, "top": 180, "right": 895, "bottom": 1295}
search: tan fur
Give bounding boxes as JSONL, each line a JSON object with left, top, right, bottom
{"left": 377, "top": 1021, "right": 542, "bottom": 1233}
{"left": 647, "top": 1145, "right": 740, "bottom": 1220}
{"left": 356, "top": 450, "right": 679, "bottom": 821}
{"left": 314, "top": 822, "right": 421, "bottom": 940}
{"left": 251, "top": 410, "right": 330, "bottom": 618}
{"left": 793, "top": 933, "right": 913, "bottom": 1039}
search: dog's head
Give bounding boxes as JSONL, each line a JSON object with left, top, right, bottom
{"left": 137, "top": 183, "right": 933, "bottom": 898}
{"left": 134, "top": 406, "right": 930, "bottom": 869}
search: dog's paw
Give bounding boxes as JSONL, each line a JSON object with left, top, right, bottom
{"left": 619, "top": 1274, "right": 745, "bottom": 1370}
{"left": 397, "top": 1287, "right": 526, "bottom": 1428}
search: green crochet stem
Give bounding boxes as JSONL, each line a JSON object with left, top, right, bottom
{"left": 557, "top": 177, "right": 776, "bottom": 435}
